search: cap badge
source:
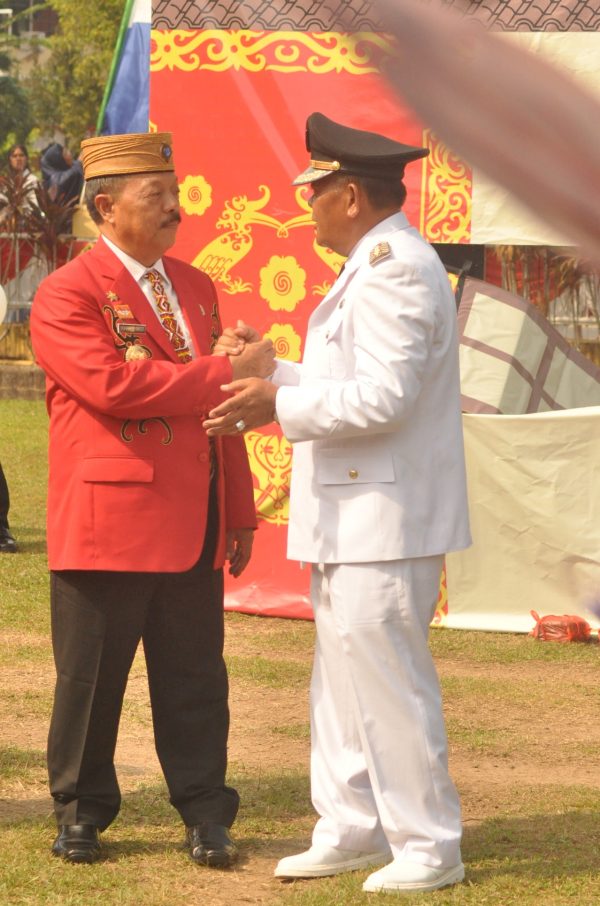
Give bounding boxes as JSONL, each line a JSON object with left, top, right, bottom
{"left": 369, "top": 241, "right": 392, "bottom": 266}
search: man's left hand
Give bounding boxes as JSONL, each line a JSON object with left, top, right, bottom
{"left": 226, "top": 527, "right": 254, "bottom": 577}
{"left": 203, "top": 378, "right": 277, "bottom": 436}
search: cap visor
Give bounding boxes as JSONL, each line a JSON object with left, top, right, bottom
{"left": 292, "top": 166, "right": 333, "bottom": 186}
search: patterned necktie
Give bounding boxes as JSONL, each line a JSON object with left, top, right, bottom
{"left": 144, "top": 268, "right": 192, "bottom": 363}
{"left": 144, "top": 268, "right": 218, "bottom": 481}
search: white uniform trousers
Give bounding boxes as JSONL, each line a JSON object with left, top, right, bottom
{"left": 309, "top": 555, "right": 461, "bottom": 869}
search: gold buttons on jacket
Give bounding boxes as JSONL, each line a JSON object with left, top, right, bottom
{"left": 348, "top": 469, "right": 358, "bottom": 479}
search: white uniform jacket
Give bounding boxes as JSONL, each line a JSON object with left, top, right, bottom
{"left": 273, "top": 212, "right": 471, "bottom": 564}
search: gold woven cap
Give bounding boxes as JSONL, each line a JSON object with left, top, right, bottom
{"left": 80, "top": 132, "right": 175, "bottom": 179}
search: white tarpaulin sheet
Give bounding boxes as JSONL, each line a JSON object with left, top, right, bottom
{"left": 445, "top": 408, "right": 600, "bottom": 633}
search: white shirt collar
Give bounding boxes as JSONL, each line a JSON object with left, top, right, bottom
{"left": 101, "top": 235, "right": 170, "bottom": 287}
{"left": 345, "top": 212, "right": 410, "bottom": 270}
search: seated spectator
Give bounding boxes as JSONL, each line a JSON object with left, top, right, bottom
{"left": 40, "top": 142, "right": 83, "bottom": 206}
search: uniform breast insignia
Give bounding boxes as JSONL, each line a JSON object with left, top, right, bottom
{"left": 118, "top": 323, "right": 146, "bottom": 337}
{"left": 125, "top": 344, "right": 152, "bottom": 361}
{"left": 106, "top": 291, "right": 135, "bottom": 322}
{"left": 114, "top": 303, "right": 134, "bottom": 320}
{"left": 369, "top": 241, "right": 392, "bottom": 266}
{"left": 103, "top": 304, "right": 152, "bottom": 361}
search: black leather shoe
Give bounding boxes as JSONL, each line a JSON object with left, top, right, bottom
{"left": 186, "top": 822, "right": 238, "bottom": 868}
{"left": 51, "top": 824, "right": 101, "bottom": 864}
{"left": 0, "top": 528, "right": 17, "bottom": 553}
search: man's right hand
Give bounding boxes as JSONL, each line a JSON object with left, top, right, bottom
{"left": 230, "top": 339, "right": 275, "bottom": 380}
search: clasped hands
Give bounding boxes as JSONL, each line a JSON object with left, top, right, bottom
{"left": 206, "top": 321, "right": 278, "bottom": 435}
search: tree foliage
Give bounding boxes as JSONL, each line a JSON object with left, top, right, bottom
{"left": 0, "top": 18, "right": 33, "bottom": 148}
{"left": 0, "top": 75, "right": 33, "bottom": 147}
{"left": 23, "top": 0, "right": 125, "bottom": 147}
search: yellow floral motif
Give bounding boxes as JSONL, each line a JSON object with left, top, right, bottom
{"left": 260, "top": 255, "right": 306, "bottom": 312}
{"left": 245, "top": 431, "right": 292, "bottom": 526}
{"left": 179, "top": 174, "right": 213, "bottom": 217}
{"left": 264, "top": 323, "right": 302, "bottom": 362}
{"left": 151, "top": 30, "right": 397, "bottom": 75}
{"left": 420, "top": 129, "right": 471, "bottom": 244}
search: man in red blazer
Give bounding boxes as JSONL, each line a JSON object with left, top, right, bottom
{"left": 30, "top": 132, "right": 274, "bottom": 866}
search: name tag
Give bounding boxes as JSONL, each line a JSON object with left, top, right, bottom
{"left": 118, "top": 323, "right": 147, "bottom": 336}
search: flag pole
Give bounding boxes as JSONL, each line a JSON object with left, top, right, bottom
{"left": 96, "top": 0, "right": 137, "bottom": 135}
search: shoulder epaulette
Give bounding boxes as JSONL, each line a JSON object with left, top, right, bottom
{"left": 369, "top": 241, "right": 392, "bottom": 266}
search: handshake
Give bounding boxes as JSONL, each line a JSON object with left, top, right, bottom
{"left": 206, "top": 321, "right": 280, "bottom": 436}
{"left": 213, "top": 321, "right": 274, "bottom": 381}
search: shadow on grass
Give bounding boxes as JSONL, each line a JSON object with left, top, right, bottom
{"left": 3, "top": 787, "right": 600, "bottom": 894}
{"left": 6, "top": 539, "right": 47, "bottom": 554}
{"left": 462, "top": 807, "right": 600, "bottom": 880}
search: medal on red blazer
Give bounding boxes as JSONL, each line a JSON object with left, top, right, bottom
{"left": 114, "top": 303, "right": 134, "bottom": 319}
{"left": 125, "top": 344, "right": 152, "bottom": 361}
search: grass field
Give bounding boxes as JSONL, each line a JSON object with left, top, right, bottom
{"left": 1, "top": 398, "right": 600, "bottom": 905}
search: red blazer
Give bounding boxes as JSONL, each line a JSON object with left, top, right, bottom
{"left": 30, "top": 238, "right": 257, "bottom": 572}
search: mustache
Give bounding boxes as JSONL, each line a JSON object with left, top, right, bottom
{"left": 161, "top": 212, "right": 182, "bottom": 227}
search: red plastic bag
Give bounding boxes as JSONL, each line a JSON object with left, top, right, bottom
{"left": 529, "top": 610, "right": 591, "bottom": 642}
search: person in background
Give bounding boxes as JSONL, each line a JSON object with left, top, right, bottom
{"left": 30, "top": 131, "right": 274, "bottom": 867}
{"left": 203, "top": 112, "right": 471, "bottom": 895}
{"left": 0, "top": 463, "right": 17, "bottom": 553}
{"left": 0, "top": 144, "right": 40, "bottom": 227}
{"left": 40, "top": 142, "right": 84, "bottom": 206}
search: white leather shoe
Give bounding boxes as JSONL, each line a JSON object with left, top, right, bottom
{"left": 274, "top": 845, "right": 391, "bottom": 879}
{"left": 363, "top": 859, "right": 465, "bottom": 893}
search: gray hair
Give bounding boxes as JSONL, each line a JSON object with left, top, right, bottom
{"left": 84, "top": 173, "right": 131, "bottom": 224}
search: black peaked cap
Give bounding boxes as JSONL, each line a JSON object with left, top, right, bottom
{"left": 292, "top": 112, "right": 429, "bottom": 185}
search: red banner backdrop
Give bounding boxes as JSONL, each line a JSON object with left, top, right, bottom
{"left": 149, "top": 8, "right": 472, "bottom": 620}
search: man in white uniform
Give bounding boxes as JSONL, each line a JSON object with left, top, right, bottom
{"left": 204, "top": 112, "right": 471, "bottom": 894}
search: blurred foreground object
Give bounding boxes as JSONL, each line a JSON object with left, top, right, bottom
{"left": 363, "top": 0, "right": 600, "bottom": 264}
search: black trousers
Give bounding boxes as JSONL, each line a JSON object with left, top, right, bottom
{"left": 0, "top": 462, "right": 10, "bottom": 530}
{"left": 47, "top": 491, "right": 238, "bottom": 831}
